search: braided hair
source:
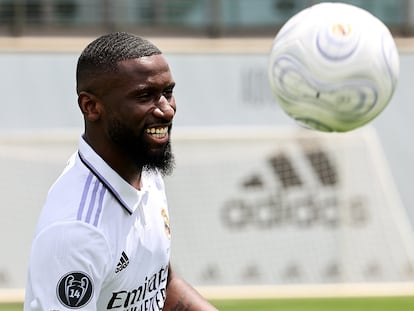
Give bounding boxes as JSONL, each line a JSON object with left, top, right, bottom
{"left": 76, "top": 32, "right": 162, "bottom": 94}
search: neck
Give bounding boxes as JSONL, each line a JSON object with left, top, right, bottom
{"left": 83, "top": 133, "right": 143, "bottom": 190}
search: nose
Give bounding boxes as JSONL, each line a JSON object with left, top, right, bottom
{"left": 153, "top": 95, "right": 176, "bottom": 121}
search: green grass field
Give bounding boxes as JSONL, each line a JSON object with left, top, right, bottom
{"left": 211, "top": 296, "right": 414, "bottom": 311}
{"left": 3, "top": 296, "right": 414, "bottom": 311}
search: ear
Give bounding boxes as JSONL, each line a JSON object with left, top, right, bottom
{"left": 78, "top": 91, "right": 102, "bottom": 122}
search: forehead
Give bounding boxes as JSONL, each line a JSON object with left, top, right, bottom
{"left": 115, "top": 54, "right": 173, "bottom": 85}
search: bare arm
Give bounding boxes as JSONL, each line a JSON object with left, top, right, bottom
{"left": 163, "top": 266, "right": 219, "bottom": 311}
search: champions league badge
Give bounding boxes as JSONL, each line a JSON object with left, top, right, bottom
{"left": 57, "top": 271, "right": 93, "bottom": 308}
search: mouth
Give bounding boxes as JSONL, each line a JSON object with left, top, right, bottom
{"left": 145, "top": 126, "right": 169, "bottom": 140}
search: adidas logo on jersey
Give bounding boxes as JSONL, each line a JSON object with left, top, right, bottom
{"left": 115, "top": 251, "right": 129, "bottom": 273}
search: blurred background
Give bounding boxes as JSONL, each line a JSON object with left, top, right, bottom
{"left": 1, "top": 0, "right": 414, "bottom": 301}
{"left": 0, "top": 0, "right": 413, "bottom": 37}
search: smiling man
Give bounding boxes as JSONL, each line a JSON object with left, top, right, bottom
{"left": 24, "top": 32, "right": 218, "bottom": 311}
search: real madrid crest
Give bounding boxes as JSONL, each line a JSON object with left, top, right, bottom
{"left": 161, "top": 208, "right": 171, "bottom": 239}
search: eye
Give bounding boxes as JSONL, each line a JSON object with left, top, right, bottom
{"left": 163, "top": 90, "right": 173, "bottom": 99}
{"left": 135, "top": 92, "right": 152, "bottom": 102}
{"left": 162, "top": 86, "right": 175, "bottom": 99}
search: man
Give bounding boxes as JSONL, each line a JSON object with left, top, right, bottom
{"left": 24, "top": 32, "right": 218, "bottom": 311}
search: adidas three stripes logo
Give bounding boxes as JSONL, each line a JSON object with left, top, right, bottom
{"left": 115, "top": 251, "right": 130, "bottom": 273}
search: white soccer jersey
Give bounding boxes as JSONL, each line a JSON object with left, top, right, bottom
{"left": 24, "top": 137, "right": 172, "bottom": 311}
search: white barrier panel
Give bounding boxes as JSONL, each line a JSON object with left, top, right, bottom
{"left": 0, "top": 127, "right": 413, "bottom": 288}
{"left": 166, "top": 127, "right": 414, "bottom": 285}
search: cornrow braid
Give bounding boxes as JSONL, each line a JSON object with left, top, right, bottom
{"left": 76, "top": 32, "right": 162, "bottom": 94}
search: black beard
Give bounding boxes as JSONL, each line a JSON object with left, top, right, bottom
{"left": 143, "top": 140, "right": 175, "bottom": 176}
{"left": 107, "top": 119, "right": 175, "bottom": 176}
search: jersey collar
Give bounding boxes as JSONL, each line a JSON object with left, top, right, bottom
{"left": 77, "top": 136, "right": 144, "bottom": 215}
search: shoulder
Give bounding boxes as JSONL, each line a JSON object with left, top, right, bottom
{"left": 33, "top": 221, "right": 110, "bottom": 258}
{"left": 39, "top": 160, "right": 110, "bottom": 228}
{"left": 30, "top": 221, "right": 112, "bottom": 278}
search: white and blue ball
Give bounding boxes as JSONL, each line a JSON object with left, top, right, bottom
{"left": 268, "top": 2, "right": 399, "bottom": 132}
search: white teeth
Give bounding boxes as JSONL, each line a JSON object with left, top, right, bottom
{"left": 146, "top": 127, "right": 168, "bottom": 138}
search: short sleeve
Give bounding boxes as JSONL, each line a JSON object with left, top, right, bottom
{"left": 25, "top": 221, "right": 111, "bottom": 311}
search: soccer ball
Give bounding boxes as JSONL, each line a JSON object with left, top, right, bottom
{"left": 268, "top": 2, "right": 399, "bottom": 132}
